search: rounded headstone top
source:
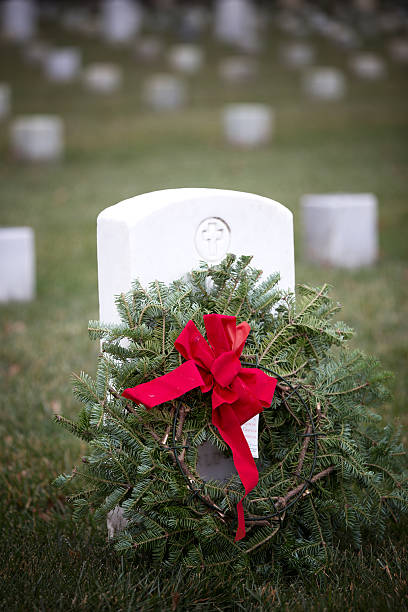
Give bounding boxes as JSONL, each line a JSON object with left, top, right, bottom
{"left": 13, "top": 115, "right": 63, "bottom": 130}
{"left": 301, "top": 193, "right": 377, "bottom": 208}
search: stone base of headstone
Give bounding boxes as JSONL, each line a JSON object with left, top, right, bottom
{"left": 0, "top": 84, "right": 11, "bottom": 119}
{"left": 303, "top": 67, "right": 346, "bottom": 100}
{"left": 107, "top": 506, "right": 128, "bottom": 539}
{"left": 222, "top": 104, "right": 274, "bottom": 148}
{"left": 44, "top": 48, "right": 81, "bottom": 83}
{"left": 168, "top": 44, "right": 204, "bottom": 74}
{"left": 11, "top": 115, "right": 64, "bottom": 162}
{"left": 218, "top": 56, "right": 258, "bottom": 83}
{"left": 301, "top": 193, "right": 378, "bottom": 268}
{"left": 143, "top": 74, "right": 187, "bottom": 111}
{"left": 83, "top": 63, "right": 122, "bottom": 94}
{"left": 0, "top": 227, "right": 35, "bottom": 302}
{"left": 350, "top": 53, "right": 386, "bottom": 79}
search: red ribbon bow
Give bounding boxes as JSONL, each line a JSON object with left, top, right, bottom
{"left": 122, "top": 314, "right": 277, "bottom": 541}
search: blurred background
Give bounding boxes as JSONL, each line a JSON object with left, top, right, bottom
{"left": 0, "top": 0, "right": 407, "bottom": 605}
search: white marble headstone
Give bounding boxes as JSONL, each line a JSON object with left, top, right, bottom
{"left": 143, "top": 74, "right": 187, "bottom": 111}
{"left": 218, "top": 56, "right": 258, "bottom": 83}
{"left": 280, "top": 42, "right": 315, "bottom": 68}
{"left": 83, "top": 63, "right": 122, "bottom": 93}
{"left": 214, "top": 0, "right": 259, "bottom": 51}
{"left": 168, "top": 44, "right": 204, "bottom": 74}
{"left": 222, "top": 104, "right": 274, "bottom": 148}
{"left": 100, "top": 0, "right": 142, "bottom": 44}
{"left": 350, "top": 53, "right": 386, "bottom": 79}
{"left": 0, "top": 227, "right": 35, "bottom": 302}
{"left": 44, "top": 48, "right": 81, "bottom": 83}
{"left": 301, "top": 193, "right": 378, "bottom": 268}
{"left": 1, "top": 0, "right": 36, "bottom": 42}
{"left": 11, "top": 115, "right": 64, "bottom": 162}
{"left": 303, "top": 67, "right": 346, "bottom": 100}
{"left": 98, "top": 188, "right": 294, "bottom": 510}
{"left": 0, "top": 84, "right": 11, "bottom": 119}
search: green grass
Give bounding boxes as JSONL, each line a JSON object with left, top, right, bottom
{"left": 1, "top": 14, "right": 408, "bottom": 611}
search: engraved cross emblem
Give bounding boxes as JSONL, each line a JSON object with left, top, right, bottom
{"left": 201, "top": 221, "right": 224, "bottom": 257}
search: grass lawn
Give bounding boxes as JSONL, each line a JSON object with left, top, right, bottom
{"left": 0, "top": 13, "right": 407, "bottom": 611}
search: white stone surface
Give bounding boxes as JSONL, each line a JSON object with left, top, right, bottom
{"left": 107, "top": 506, "right": 128, "bottom": 538}
{"left": 301, "top": 193, "right": 378, "bottom": 268}
{"left": 11, "top": 115, "right": 64, "bottom": 162}
{"left": 100, "top": 0, "right": 142, "bottom": 44}
{"left": 218, "top": 56, "right": 258, "bottom": 83}
{"left": 44, "top": 47, "right": 81, "bottom": 83}
{"left": 0, "top": 83, "right": 11, "bottom": 119}
{"left": 0, "top": 227, "right": 35, "bottom": 302}
{"left": 143, "top": 74, "right": 187, "bottom": 111}
{"left": 214, "top": 0, "right": 259, "bottom": 51}
{"left": 1, "top": 0, "right": 36, "bottom": 41}
{"left": 168, "top": 44, "right": 204, "bottom": 74}
{"left": 388, "top": 38, "right": 408, "bottom": 63}
{"left": 303, "top": 67, "right": 346, "bottom": 100}
{"left": 222, "top": 104, "right": 274, "bottom": 148}
{"left": 97, "top": 188, "right": 295, "bottom": 325}
{"left": 350, "top": 53, "right": 386, "bottom": 79}
{"left": 280, "top": 42, "right": 315, "bottom": 68}
{"left": 83, "top": 63, "right": 122, "bottom": 93}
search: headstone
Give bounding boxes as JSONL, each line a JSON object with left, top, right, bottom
{"left": 350, "top": 53, "right": 386, "bottom": 79}
{"left": 143, "top": 74, "right": 187, "bottom": 111}
{"left": 11, "top": 115, "right": 64, "bottom": 162}
{"left": 0, "top": 83, "right": 11, "bottom": 119}
{"left": 100, "top": 0, "right": 142, "bottom": 44}
{"left": 0, "top": 227, "right": 35, "bottom": 302}
{"left": 44, "top": 48, "right": 81, "bottom": 83}
{"left": 179, "top": 6, "right": 208, "bottom": 40}
{"left": 83, "top": 63, "right": 122, "bottom": 94}
{"left": 135, "top": 36, "right": 162, "bottom": 62}
{"left": 218, "top": 56, "right": 258, "bottom": 83}
{"left": 168, "top": 44, "right": 204, "bottom": 74}
{"left": 388, "top": 38, "right": 408, "bottom": 64}
{"left": 301, "top": 193, "right": 378, "bottom": 268}
{"left": 214, "top": 0, "right": 259, "bottom": 51}
{"left": 98, "top": 188, "right": 295, "bottom": 517}
{"left": 1, "top": 0, "right": 36, "bottom": 42}
{"left": 23, "top": 40, "right": 50, "bottom": 65}
{"left": 303, "top": 67, "right": 346, "bottom": 100}
{"left": 222, "top": 104, "right": 274, "bottom": 148}
{"left": 280, "top": 42, "right": 315, "bottom": 68}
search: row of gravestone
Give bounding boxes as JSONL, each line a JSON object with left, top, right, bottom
{"left": 0, "top": 189, "right": 378, "bottom": 304}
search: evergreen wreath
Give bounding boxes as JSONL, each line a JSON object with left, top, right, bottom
{"left": 54, "top": 255, "right": 408, "bottom": 576}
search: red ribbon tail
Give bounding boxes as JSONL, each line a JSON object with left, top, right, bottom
{"left": 213, "top": 406, "right": 259, "bottom": 542}
{"left": 122, "top": 360, "right": 204, "bottom": 408}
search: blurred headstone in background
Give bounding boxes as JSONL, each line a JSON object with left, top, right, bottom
{"left": 279, "top": 42, "right": 315, "bottom": 68}
{"left": 168, "top": 44, "right": 204, "bottom": 75}
{"left": 179, "top": 5, "right": 208, "bottom": 41}
{"left": 388, "top": 38, "right": 408, "bottom": 64}
{"left": 135, "top": 36, "right": 163, "bottom": 62}
{"left": 143, "top": 73, "right": 187, "bottom": 111}
{"left": 350, "top": 53, "right": 386, "bottom": 80}
{"left": 22, "top": 39, "right": 50, "bottom": 65}
{"left": 1, "top": 0, "right": 36, "bottom": 42}
{"left": 83, "top": 63, "right": 122, "bottom": 94}
{"left": 0, "top": 227, "right": 35, "bottom": 302}
{"left": 44, "top": 47, "right": 81, "bottom": 83}
{"left": 214, "top": 0, "right": 260, "bottom": 53}
{"left": 303, "top": 67, "right": 347, "bottom": 101}
{"left": 301, "top": 194, "right": 378, "bottom": 269}
{"left": 10, "top": 115, "right": 64, "bottom": 162}
{"left": 0, "top": 83, "right": 11, "bottom": 120}
{"left": 100, "top": 0, "right": 142, "bottom": 44}
{"left": 222, "top": 104, "right": 274, "bottom": 148}
{"left": 218, "top": 56, "right": 258, "bottom": 84}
